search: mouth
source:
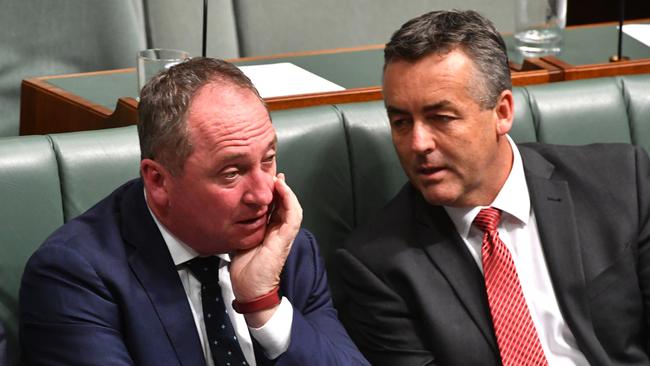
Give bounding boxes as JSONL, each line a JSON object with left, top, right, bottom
{"left": 236, "top": 211, "right": 268, "bottom": 228}
{"left": 416, "top": 165, "right": 445, "bottom": 174}
{"left": 415, "top": 165, "right": 447, "bottom": 181}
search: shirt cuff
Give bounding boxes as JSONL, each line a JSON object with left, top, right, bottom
{"left": 248, "top": 296, "right": 293, "bottom": 360}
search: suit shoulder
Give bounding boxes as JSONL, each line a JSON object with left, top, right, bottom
{"left": 520, "top": 142, "right": 641, "bottom": 163}
{"left": 343, "top": 183, "right": 415, "bottom": 258}
{"left": 283, "top": 228, "right": 324, "bottom": 274}
{"left": 29, "top": 180, "right": 139, "bottom": 268}
{"left": 520, "top": 142, "right": 644, "bottom": 178}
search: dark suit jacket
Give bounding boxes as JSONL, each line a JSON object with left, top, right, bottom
{"left": 0, "top": 322, "right": 6, "bottom": 366}
{"left": 20, "top": 179, "right": 368, "bottom": 366}
{"left": 339, "top": 143, "right": 650, "bottom": 366}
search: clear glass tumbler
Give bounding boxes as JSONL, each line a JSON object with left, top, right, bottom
{"left": 515, "top": 0, "right": 567, "bottom": 57}
{"left": 137, "top": 49, "right": 190, "bottom": 94}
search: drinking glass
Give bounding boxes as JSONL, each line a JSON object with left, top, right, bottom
{"left": 515, "top": 0, "right": 567, "bottom": 56}
{"left": 137, "top": 49, "right": 190, "bottom": 94}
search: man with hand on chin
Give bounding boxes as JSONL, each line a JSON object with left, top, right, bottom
{"left": 20, "top": 57, "right": 367, "bottom": 366}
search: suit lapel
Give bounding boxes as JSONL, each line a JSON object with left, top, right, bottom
{"left": 412, "top": 189, "right": 499, "bottom": 355}
{"left": 120, "top": 180, "right": 206, "bottom": 366}
{"left": 520, "top": 146, "right": 603, "bottom": 362}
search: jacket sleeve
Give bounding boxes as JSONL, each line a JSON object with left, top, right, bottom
{"left": 19, "top": 244, "right": 135, "bottom": 366}
{"left": 337, "top": 247, "right": 436, "bottom": 366}
{"left": 635, "top": 146, "right": 650, "bottom": 354}
{"left": 272, "top": 229, "right": 370, "bottom": 366}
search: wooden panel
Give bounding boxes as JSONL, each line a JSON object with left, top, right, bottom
{"left": 20, "top": 77, "right": 135, "bottom": 135}
{"left": 543, "top": 56, "right": 650, "bottom": 81}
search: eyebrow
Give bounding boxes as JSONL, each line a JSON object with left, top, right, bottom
{"left": 386, "top": 100, "right": 458, "bottom": 116}
{"left": 218, "top": 138, "right": 277, "bottom": 164}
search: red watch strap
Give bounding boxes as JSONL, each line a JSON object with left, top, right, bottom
{"left": 232, "top": 286, "right": 281, "bottom": 314}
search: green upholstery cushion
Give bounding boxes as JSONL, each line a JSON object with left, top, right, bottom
{"left": 511, "top": 87, "right": 538, "bottom": 143}
{"left": 338, "top": 101, "right": 407, "bottom": 227}
{"left": 0, "top": 0, "right": 146, "bottom": 137}
{"left": 620, "top": 74, "right": 650, "bottom": 153}
{"left": 272, "top": 106, "right": 354, "bottom": 301}
{"left": 0, "top": 135, "right": 63, "bottom": 364}
{"left": 233, "top": 0, "right": 515, "bottom": 56}
{"left": 49, "top": 125, "right": 141, "bottom": 221}
{"left": 527, "top": 77, "right": 632, "bottom": 145}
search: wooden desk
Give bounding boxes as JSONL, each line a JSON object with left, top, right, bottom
{"left": 20, "top": 21, "right": 650, "bottom": 135}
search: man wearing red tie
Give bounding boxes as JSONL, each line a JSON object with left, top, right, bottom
{"left": 339, "top": 10, "right": 650, "bottom": 366}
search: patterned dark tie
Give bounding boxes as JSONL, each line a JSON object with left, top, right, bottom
{"left": 185, "top": 256, "right": 249, "bottom": 366}
{"left": 474, "top": 207, "right": 548, "bottom": 366}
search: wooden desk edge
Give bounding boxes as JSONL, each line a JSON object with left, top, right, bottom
{"left": 21, "top": 78, "right": 134, "bottom": 135}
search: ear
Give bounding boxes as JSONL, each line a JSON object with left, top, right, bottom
{"left": 494, "top": 89, "right": 514, "bottom": 136}
{"left": 140, "top": 158, "right": 172, "bottom": 215}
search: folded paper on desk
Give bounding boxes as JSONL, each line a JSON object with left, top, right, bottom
{"left": 238, "top": 62, "right": 345, "bottom": 98}
{"left": 623, "top": 24, "right": 650, "bottom": 47}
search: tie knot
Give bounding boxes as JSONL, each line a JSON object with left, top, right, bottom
{"left": 185, "top": 256, "right": 221, "bottom": 285}
{"left": 473, "top": 207, "right": 502, "bottom": 233}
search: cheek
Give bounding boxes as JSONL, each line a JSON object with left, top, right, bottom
{"left": 208, "top": 189, "right": 241, "bottom": 212}
{"left": 392, "top": 136, "right": 412, "bottom": 157}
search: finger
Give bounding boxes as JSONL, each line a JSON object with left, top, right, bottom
{"left": 273, "top": 173, "right": 302, "bottom": 219}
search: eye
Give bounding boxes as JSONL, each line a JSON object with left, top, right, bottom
{"left": 262, "top": 154, "right": 276, "bottom": 163}
{"left": 428, "top": 114, "right": 457, "bottom": 123}
{"left": 390, "top": 117, "right": 411, "bottom": 129}
{"left": 262, "top": 153, "right": 276, "bottom": 169}
{"left": 221, "top": 168, "right": 239, "bottom": 181}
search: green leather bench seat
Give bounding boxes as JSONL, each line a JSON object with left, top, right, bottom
{"left": 528, "top": 77, "right": 632, "bottom": 146}
{"left": 272, "top": 106, "right": 355, "bottom": 303}
{"left": 1, "top": 73, "right": 649, "bottom": 365}
{"left": 622, "top": 76, "right": 650, "bottom": 152}
{"left": 0, "top": 136, "right": 64, "bottom": 365}
{"left": 50, "top": 126, "right": 142, "bottom": 221}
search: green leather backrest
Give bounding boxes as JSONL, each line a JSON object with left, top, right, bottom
{"left": 337, "top": 101, "right": 407, "bottom": 227}
{"left": 511, "top": 87, "right": 538, "bottom": 143}
{"left": 1, "top": 0, "right": 146, "bottom": 137}
{"left": 233, "top": 0, "right": 516, "bottom": 56}
{"left": 49, "top": 126, "right": 141, "bottom": 222}
{"left": 0, "top": 135, "right": 64, "bottom": 365}
{"left": 273, "top": 106, "right": 355, "bottom": 301}
{"left": 527, "top": 77, "right": 632, "bottom": 145}
{"left": 620, "top": 74, "right": 650, "bottom": 153}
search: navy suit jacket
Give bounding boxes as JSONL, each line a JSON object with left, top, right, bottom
{"left": 339, "top": 143, "right": 650, "bottom": 365}
{"left": 20, "top": 179, "right": 367, "bottom": 365}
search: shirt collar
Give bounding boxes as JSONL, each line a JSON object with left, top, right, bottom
{"left": 445, "top": 135, "right": 530, "bottom": 239}
{"left": 144, "top": 190, "right": 230, "bottom": 266}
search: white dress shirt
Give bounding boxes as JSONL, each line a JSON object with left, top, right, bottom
{"left": 444, "top": 135, "right": 589, "bottom": 365}
{"left": 146, "top": 201, "right": 292, "bottom": 366}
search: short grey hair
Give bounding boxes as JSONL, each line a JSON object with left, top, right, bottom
{"left": 138, "top": 57, "right": 264, "bottom": 175}
{"left": 384, "top": 10, "right": 511, "bottom": 109}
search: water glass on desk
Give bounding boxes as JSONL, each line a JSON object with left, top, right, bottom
{"left": 515, "top": 0, "right": 567, "bottom": 57}
{"left": 137, "top": 49, "right": 190, "bottom": 94}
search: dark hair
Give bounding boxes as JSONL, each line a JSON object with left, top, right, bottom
{"left": 138, "top": 57, "right": 263, "bottom": 175}
{"left": 384, "top": 10, "right": 511, "bottom": 109}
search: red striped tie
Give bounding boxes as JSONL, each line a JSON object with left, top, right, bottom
{"left": 474, "top": 207, "right": 548, "bottom": 366}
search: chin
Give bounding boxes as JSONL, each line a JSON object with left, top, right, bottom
{"left": 420, "top": 185, "right": 460, "bottom": 207}
{"left": 235, "top": 229, "right": 267, "bottom": 250}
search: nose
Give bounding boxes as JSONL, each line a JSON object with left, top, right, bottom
{"left": 242, "top": 169, "right": 274, "bottom": 207}
{"left": 410, "top": 121, "right": 435, "bottom": 155}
